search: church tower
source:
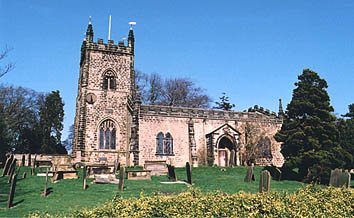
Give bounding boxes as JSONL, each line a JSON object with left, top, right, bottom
{"left": 72, "top": 20, "right": 136, "bottom": 165}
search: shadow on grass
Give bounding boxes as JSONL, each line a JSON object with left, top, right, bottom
{"left": 12, "top": 199, "right": 24, "bottom": 207}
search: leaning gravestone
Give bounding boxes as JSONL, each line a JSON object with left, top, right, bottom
{"left": 244, "top": 166, "right": 255, "bottom": 182}
{"left": 7, "top": 159, "right": 17, "bottom": 184}
{"left": 186, "top": 162, "right": 192, "bottom": 184}
{"left": 7, "top": 173, "right": 18, "bottom": 208}
{"left": 2, "top": 155, "right": 12, "bottom": 177}
{"left": 119, "top": 166, "right": 125, "bottom": 191}
{"left": 22, "top": 172, "right": 26, "bottom": 179}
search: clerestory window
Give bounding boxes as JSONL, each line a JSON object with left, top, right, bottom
{"left": 99, "top": 119, "right": 116, "bottom": 150}
{"left": 156, "top": 132, "right": 173, "bottom": 155}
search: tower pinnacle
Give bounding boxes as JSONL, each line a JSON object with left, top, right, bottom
{"left": 85, "top": 17, "right": 94, "bottom": 42}
{"left": 278, "top": 99, "right": 284, "bottom": 117}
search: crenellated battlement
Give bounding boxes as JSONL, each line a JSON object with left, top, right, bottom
{"left": 82, "top": 38, "right": 134, "bottom": 55}
{"left": 140, "top": 104, "right": 283, "bottom": 124}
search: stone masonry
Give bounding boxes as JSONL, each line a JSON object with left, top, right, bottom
{"left": 71, "top": 21, "right": 284, "bottom": 168}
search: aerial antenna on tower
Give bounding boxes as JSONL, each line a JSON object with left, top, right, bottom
{"left": 108, "top": 15, "right": 112, "bottom": 40}
{"left": 128, "top": 21, "right": 136, "bottom": 29}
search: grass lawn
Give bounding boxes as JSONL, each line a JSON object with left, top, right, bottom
{"left": 0, "top": 165, "right": 309, "bottom": 217}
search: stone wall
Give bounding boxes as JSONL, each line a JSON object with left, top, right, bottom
{"left": 138, "top": 105, "right": 284, "bottom": 167}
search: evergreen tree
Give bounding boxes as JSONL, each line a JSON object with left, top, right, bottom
{"left": 214, "top": 92, "right": 235, "bottom": 111}
{"left": 39, "top": 90, "right": 66, "bottom": 154}
{"left": 339, "top": 103, "right": 354, "bottom": 169}
{"left": 274, "top": 69, "right": 345, "bottom": 184}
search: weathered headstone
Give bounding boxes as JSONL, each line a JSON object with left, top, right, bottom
{"left": 329, "top": 168, "right": 351, "bottom": 188}
{"left": 244, "top": 166, "right": 255, "bottom": 182}
{"left": 119, "top": 166, "right": 125, "bottom": 191}
{"left": 22, "top": 172, "right": 27, "bottom": 179}
{"left": 186, "top": 162, "right": 192, "bottom": 184}
{"left": 21, "top": 154, "right": 25, "bottom": 166}
{"left": 41, "top": 168, "right": 49, "bottom": 196}
{"left": 259, "top": 170, "right": 271, "bottom": 193}
{"left": 7, "top": 159, "right": 17, "bottom": 184}
{"left": 30, "top": 168, "right": 34, "bottom": 176}
{"left": 7, "top": 173, "right": 17, "bottom": 208}
{"left": 229, "top": 150, "right": 236, "bottom": 167}
{"left": 28, "top": 154, "right": 31, "bottom": 167}
{"left": 167, "top": 164, "right": 177, "bottom": 181}
{"left": 83, "top": 166, "right": 87, "bottom": 190}
{"left": 1, "top": 155, "right": 12, "bottom": 177}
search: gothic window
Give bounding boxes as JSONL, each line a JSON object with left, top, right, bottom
{"left": 156, "top": 132, "right": 164, "bottom": 154}
{"left": 164, "top": 133, "right": 173, "bottom": 154}
{"left": 258, "top": 136, "right": 272, "bottom": 158}
{"left": 103, "top": 71, "right": 116, "bottom": 90}
{"left": 156, "top": 132, "right": 173, "bottom": 155}
{"left": 99, "top": 119, "right": 117, "bottom": 150}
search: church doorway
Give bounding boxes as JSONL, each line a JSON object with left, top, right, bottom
{"left": 217, "top": 136, "right": 235, "bottom": 167}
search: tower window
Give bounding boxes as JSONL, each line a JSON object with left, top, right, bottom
{"left": 99, "top": 119, "right": 117, "bottom": 150}
{"left": 156, "top": 132, "right": 173, "bottom": 155}
{"left": 103, "top": 71, "right": 116, "bottom": 90}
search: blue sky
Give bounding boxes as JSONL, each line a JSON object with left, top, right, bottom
{"left": 1, "top": 0, "right": 354, "bottom": 139}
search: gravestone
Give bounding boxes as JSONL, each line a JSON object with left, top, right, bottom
{"left": 167, "top": 164, "right": 177, "bottom": 181}
{"left": 21, "top": 154, "right": 25, "bottom": 166}
{"left": 27, "top": 154, "right": 31, "bottom": 166}
{"left": 22, "top": 172, "right": 26, "bottom": 179}
{"left": 186, "top": 162, "right": 192, "bottom": 184}
{"left": 229, "top": 150, "right": 236, "bottom": 168}
{"left": 2, "top": 155, "right": 12, "bottom": 177}
{"left": 41, "top": 168, "right": 49, "bottom": 196}
{"left": 7, "top": 159, "right": 17, "bottom": 184}
{"left": 119, "top": 166, "right": 125, "bottom": 191}
{"left": 83, "top": 166, "right": 87, "bottom": 190}
{"left": 7, "top": 173, "right": 17, "bottom": 208}
{"left": 244, "top": 166, "right": 255, "bottom": 182}
{"left": 329, "top": 168, "right": 351, "bottom": 188}
{"left": 259, "top": 170, "right": 271, "bottom": 193}
{"left": 30, "top": 168, "right": 34, "bottom": 176}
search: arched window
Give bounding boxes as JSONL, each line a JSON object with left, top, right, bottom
{"left": 99, "top": 119, "right": 117, "bottom": 150}
{"left": 156, "top": 132, "right": 164, "bottom": 154}
{"left": 103, "top": 71, "right": 116, "bottom": 90}
{"left": 156, "top": 132, "right": 173, "bottom": 155}
{"left": 164, "top": 133, "right": 173, "bottom": 154}
{"left": 258, "top": 136, "right": 272, "bottom": 158}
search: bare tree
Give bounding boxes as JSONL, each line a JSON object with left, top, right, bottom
{"left": 161, "top": 77, "right": 211, "bottom": 108}
{"left": 0, "top": 46, "right": 15, "bottom": 78}
{"left": 135, "top": 71, "right": 211, "bottom": 108}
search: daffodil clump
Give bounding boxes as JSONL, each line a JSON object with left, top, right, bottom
{"left": 31, "top": 186, "right": 353, "bottom": 218}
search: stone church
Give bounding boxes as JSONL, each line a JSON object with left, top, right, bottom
{"left": 72, "top": 22, "right": 284, "bottom": 168}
